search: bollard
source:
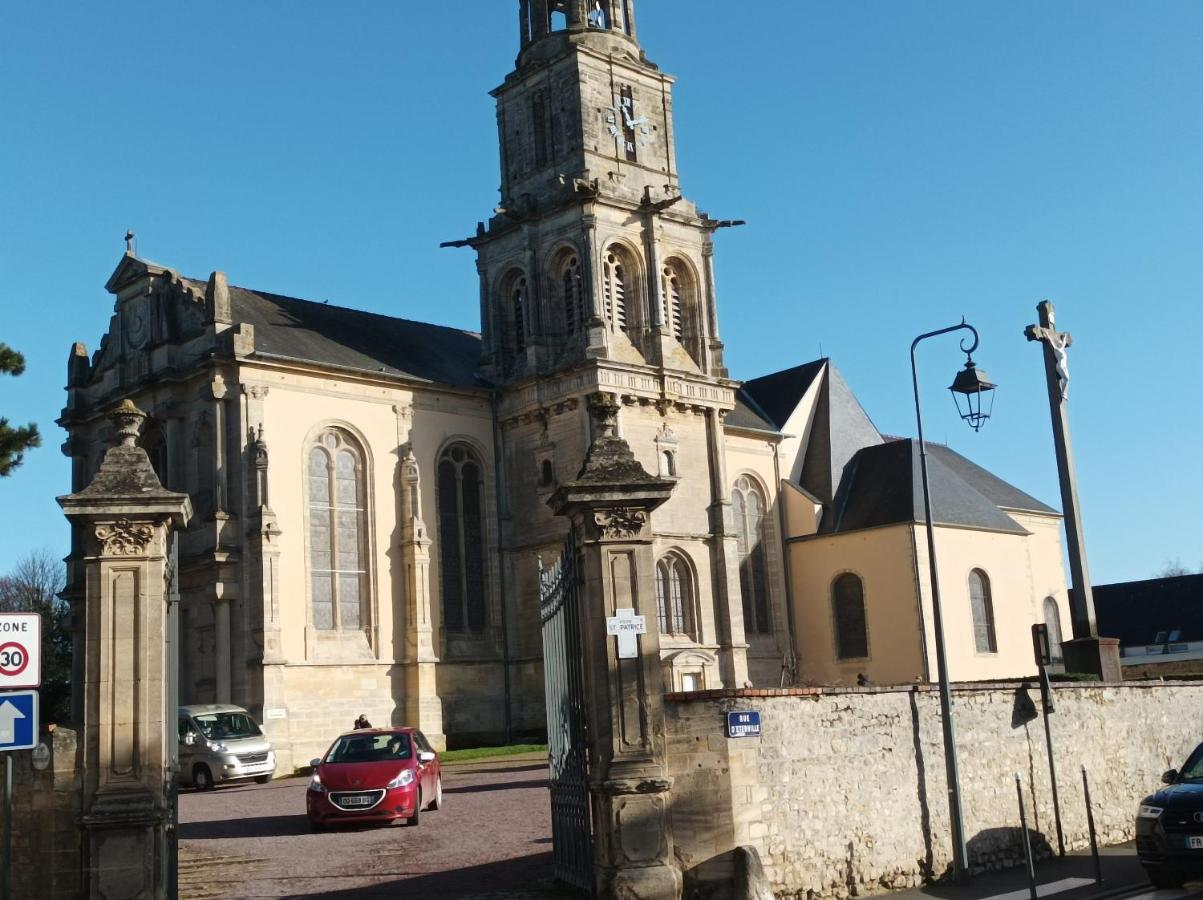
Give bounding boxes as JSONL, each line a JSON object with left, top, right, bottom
{"left": 1016, "top": 774, "right": 1039, "bottom": 900}
{"left": 1082, "top": 766, "right": 1103, "bottom": 885}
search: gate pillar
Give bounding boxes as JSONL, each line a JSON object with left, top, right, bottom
{"left": 549, "top": 394, "right": 682, "bottom": 900}
{"left": 59, "top": 400, "right": 191, "bottom": 900}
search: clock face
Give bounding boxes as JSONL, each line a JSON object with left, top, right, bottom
{"left": 607, "top": 87, "right": 650, "bottom": 160}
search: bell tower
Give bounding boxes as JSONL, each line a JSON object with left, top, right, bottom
{"left": 469, "top": 0, "right": 733, "bottom": 383}
{"left": 462, "top": 1, "right": 753, "bottom": 696}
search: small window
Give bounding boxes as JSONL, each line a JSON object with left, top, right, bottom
{"left": 832, "top": 573, "right": 869, "bottom": 660}
{"left": 540, "top": 459, "right": 555, "bottom": 487}
{"left": 602, "top": 250, "right": 628, "bottom": 331}
{"left": 1042, "top": 597, "right": 1064, "bottom": 663}
{"left": 659, "top": 449, "right": 676, "bottom": 478}
{"left": 969, "top": 569, "right": 997, "bottom": 653}
{"left": 681, "top": 672, "right": 701, "bottom": 692}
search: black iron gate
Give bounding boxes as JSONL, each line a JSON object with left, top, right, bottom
{"left": 539, "top": 532, "right": 593, "bottom": 894}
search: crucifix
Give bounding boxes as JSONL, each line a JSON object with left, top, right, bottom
{"left": 1025, "top": 301, "right": 1111, "bottom": 664}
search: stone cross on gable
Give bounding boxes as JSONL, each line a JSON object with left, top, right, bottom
{"left": 1025, "top": 300, "right": 1072, "bottom": 401}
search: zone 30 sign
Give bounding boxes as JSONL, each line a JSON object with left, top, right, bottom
{"left": 0, "top": 613, "right": 41, "bottom": 689}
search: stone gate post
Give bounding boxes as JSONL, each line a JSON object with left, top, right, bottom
{"left": 549, "top": 394, "right": 682, "bottom": 900}
{"left": 59, "top": 400, "right": 192, "bottom": 900}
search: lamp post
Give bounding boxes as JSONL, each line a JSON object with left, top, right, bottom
{"left": 911, "top": 319, "right": 996, "bottom": 883}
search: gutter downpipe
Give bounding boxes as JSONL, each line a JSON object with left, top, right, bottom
{"left": 771, "top": 438, "right": 800, "bottom": 683}
{"left": 491, "top": 392, "right": 514, "bottom": 744}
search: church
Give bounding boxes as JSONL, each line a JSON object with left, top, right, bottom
{"left": 59, "top": 0, "right": 1071, "bottom": 770}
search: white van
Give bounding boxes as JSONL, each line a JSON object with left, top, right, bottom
{"left": 178, "top": 704, "right": 276, "bottom": 790}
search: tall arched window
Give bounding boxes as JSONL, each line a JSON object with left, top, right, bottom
{"left": 194, "top": 419, "right": 215, "bottom": 518}
{"left": 561, "top": 254, "right": 584, "bottom": 336}
{"left": 308, "top": 430, "right": 368, "bottom": 632}
{"left": 969, "top": 569, "right": 997, "bottom": 653}
{"left": 1043, "top": 596, "right": 1064, "bottom": 663}
{"left": 655, "top": 553, "right": 693, "bottom": 638}
{"left": 141, "top": 421, "right": 169, "bottom": 487}
{"left": 832, "top": 573, "right": 868, "bottom": 660}
{"left": 733, "top": 476, "right": 771, "bottom": 635}
{"left": 662, "top": 262, "right": 685, "bottom": 340}
{"left": 511, "top": 276, "right": 528, "bottom": 353}
{"left": 602, "top": 249, "right": 628, "bottom": 331}
{"left": 438, "top": 443, "right": 487, "bottom": 634}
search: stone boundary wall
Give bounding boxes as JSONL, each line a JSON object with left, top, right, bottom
{"left": 0, "top": 726, "right": 82, "bottom": 900}
{"left": 665, "top": 682, "right": 1203, "bottom": 899}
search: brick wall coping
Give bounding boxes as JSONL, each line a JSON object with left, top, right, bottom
{"left": 664, "top": 679, "right": 1203, "bottom": 703}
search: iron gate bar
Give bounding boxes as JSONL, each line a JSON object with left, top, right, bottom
{"left": 539, "top": 531, "right": 593, "bottom": 894}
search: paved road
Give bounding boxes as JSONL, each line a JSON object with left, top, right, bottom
{"left": 178, "top": 757, "right": 572, "bottom": 899}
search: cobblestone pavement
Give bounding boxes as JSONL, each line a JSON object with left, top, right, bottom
{"left": 178, "top": 756, "right": 575, "bottom": 899}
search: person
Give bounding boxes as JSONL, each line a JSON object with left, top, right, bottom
{"left": 353, "top": 714, "right": 372, "bottom": 730}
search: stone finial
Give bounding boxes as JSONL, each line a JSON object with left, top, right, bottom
{"left": 109, "top": 400, "right": 146, "bottom": 448}
{"left": 252, "top": 425, "right": 269, "bottom": 470}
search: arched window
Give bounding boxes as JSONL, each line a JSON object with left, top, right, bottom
{"left": 561, "top": 255, "right": 584, "bottom": 336}
{"left": 602, "top": 249, "right": 628, "bottom": 331}
{"left": 661, "top": 263, "right": 685, "bottom": 340}
{"left": 969, "top": 569, "right": 997, "bottom": 653}
{"left": 1043, "top": 596, "right": 1064, "bottom": 663}
{"left": 307, "top": 430, "right": 368, "bottom": 632}
{"left": 438, "top": 443, "right": 487, "bottom": 634}
{"left": 733, "top": 476, "right": 771, "bottom": 635}
{"left": 540, "top": 459, "right": 555, "bottom": 487}
{"left": 832, "top": 573, "right": 868, "bottom": 660}
{"left": 194, "top": 419, "right": 215, "bottom": 518}
{"left": 141, "top": 421, "right": 169, "bottom": 487}
{"left": 511, "top": 276, "right": 528, "bottom": 353}
{"left": 655, "top": 553, "right": 693, "bottom": 638}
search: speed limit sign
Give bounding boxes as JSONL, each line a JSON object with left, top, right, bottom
{"left": 0, "top": 613, "right": 40, "bottom": 689}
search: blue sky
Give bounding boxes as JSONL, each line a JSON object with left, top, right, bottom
{"left": 1, "top": 2, "right": 1200, "bottom": 583}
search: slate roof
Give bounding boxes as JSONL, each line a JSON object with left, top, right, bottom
{"left": 739, "top": 359, "right": 827, "bottom": 429}
{"left": 1090, "top": 574, "right": 1203, "bottom": 646}
{"left": 821, "top": 438, "right": 1046, "bottom": 536}
{"left": 184, "top": 278, "right": 487, "bottom": 389}
{"left": 727, "top": 390, "right": 779, "bottom": 432}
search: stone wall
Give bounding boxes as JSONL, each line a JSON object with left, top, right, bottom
{"left": 666, "top": 682, "right": 1203, "bottom": 899}
{"left": 0, "top": 727, "right": 82, "bottom": 900}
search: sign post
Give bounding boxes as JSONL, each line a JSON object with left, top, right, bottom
{"left": 0, "top": 690, "right": 37, "bottom": 900}
{"left": 605, "top": 609, "right": 647, "bottom": 660}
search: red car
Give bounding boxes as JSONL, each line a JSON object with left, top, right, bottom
{"left": 306, "top": 727, "right": 443, "bottom": 829}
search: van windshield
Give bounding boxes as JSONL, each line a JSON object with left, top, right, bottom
{"left": 193, "top": 712, "right": 262, "bottom": 740}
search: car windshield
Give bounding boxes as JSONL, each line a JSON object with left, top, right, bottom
{"left": 193, "top": 713, "right": 262, "bottom": 740}
{"left": 1179, "top": 745, "right": 1203, "bottom": 783}
{"left": 326, "top": 733, "right": 412, "bottom": 764}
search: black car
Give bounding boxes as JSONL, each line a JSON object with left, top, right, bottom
{"left": 1136, "top": 743, "right": 1203, "bottom": 887}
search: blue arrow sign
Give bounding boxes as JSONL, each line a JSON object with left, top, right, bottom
{"left": 0, "top": 691, "right": 37, "bottom": 752}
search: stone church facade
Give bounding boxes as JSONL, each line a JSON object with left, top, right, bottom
{"left": 59, "top": 1, "right": 1071, "bottom": 771}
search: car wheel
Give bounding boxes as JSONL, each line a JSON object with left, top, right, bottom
{"left": 1146, "top": 866, "right": 1186, "bottom": 889}
{"left": 254, "top": 775, "right": 272, "bottom": 785}
{"left": 406, "top": 791, "right": 422, "bottom": 827}
{"left": 193, "top": 764, "right": 215, "bottom": 792}
{"left": 428, "top": 776, "right": 443, "bottom": 811}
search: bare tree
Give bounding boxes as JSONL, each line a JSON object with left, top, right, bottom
{"left": 1156, "top": 558, "right": 1200, "bottom": 578}
{"left": 0, "top": 549, "right": 71, "bottom": 723}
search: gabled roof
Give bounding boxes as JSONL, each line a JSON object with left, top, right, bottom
{"left": 182, "top": 279, "right": 487, "bottom": 389}
{"left": 798, "top": 364, "right": 883, "bottom": 504}
{"left": 727, "top": 390, "right": 779, "bottom": 432}
{"left": 1092, "top": 574, "right": 1203, "bottom": 646}
{"left": 739, "top": 359, "right": 827, "bottom": 429}
{"left": 822, "top": 438, "right": 1033, "bottom": 536}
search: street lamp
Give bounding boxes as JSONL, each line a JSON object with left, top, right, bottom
{"left": 911, "top": 318, "right": 996, "bottom": 883}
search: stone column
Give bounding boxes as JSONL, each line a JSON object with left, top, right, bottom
{"left": 58, "top": 400, "right": 191, "bottom": 900}
{"left": 704, "top": 408, "right": 750, "bottom": 688}
{"left": 549, "top": 394, "right": 682, "bottom": 900}
{"left": 399, "top": 443, "right": 446, "bottom": 750}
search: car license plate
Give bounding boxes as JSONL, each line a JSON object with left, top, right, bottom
{"left": 344, "top": 796, "right": 372, "bottom": 807}
{"left": 1189, "top": 836, "right": 1203, "bottom": 850}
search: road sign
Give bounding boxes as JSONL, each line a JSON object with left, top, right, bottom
{"left": 605, "top": 608, "right": 646, "bottom": 660}
{"left": 0, "top": 614, "right": 40, "bottom": 689}
{"left": 726, "top": 710, "right": 762, "bottom": 739}
{"left": 0, "top": 691, "right": 37, "bottom": 752}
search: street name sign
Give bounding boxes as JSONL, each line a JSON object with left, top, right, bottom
{"left": 605, "top": 608, "right": 647, "bottom": 660}
{"left": 0, "top": 613, "right": 40, "bottom": 689}
{"left": 726, "top": 710, "right": 762, "bottom": 739}
{"left": 0, "top": 690, "right": 38, "bottom": 752}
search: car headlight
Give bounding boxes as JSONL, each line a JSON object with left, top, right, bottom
{"left": 308, "top": 773, "right": 326, "bottom": 794}
{"left": 386, "top": 770, "right": 415, "bottom": 790}
{"left": 1138, "top": 804, "right": 1164, "bottom": 820}
{"left": 206, "top": 741, "right": 227, "bottom": 753}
